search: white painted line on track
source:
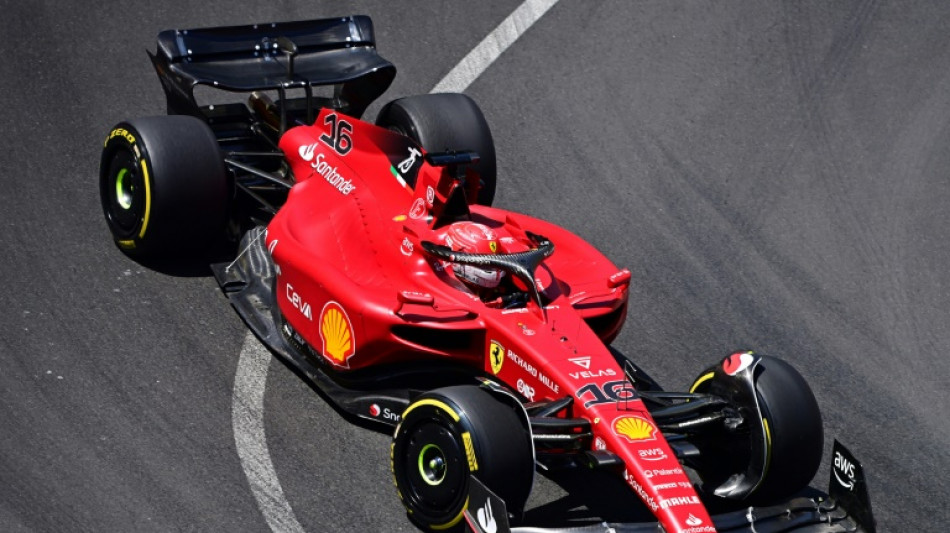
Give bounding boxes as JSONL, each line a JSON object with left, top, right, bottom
{"left": 431, "top": 0, "right": 560, "bottom": 93}
{"left": 232, "top": 333, "right": 306, "bottom": 533}
{"left": 231, "top": 1, "right": 560, "bottom": 531}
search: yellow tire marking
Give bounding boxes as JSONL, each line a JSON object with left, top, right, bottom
{"left": 402, "top": 399, "right": 460, "bottom": 422}
{"left": 431, "top": 496, "right": 468, "bottom": 530}
{"left": 137, "top": 158, "right": 152, "bottom": 239}
{"left": 689, "top": 372, "right": 715, "bottom": 393}
{"left": 461, "top": 431, "right": 478, "bottom": 472}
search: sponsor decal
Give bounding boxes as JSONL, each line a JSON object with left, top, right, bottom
{"left": 517, "top": 322, "right": 535, "bottom": 336}
{"left": 834, "top": 449, "right": 856, "bottom": 491}
{"left": 516, "top": 379, "right": 536, "bottom": 401}
{"left": 614, "top": 416, "right": 656, "bottom": 443}
{"left": 106, "top": 127, "right": 136, "bottom": 146}
{"left": 409, "top": 197, "right": 427, "bottom": 219}
{"left": 660, "top": 495, "right": 700, "bottom": 510}
{"left": 653, "top": 481, "right": 694, "bottom": 491}
{"left": 476, "top": 499, "right": 497, "bottom": 533}
{"left": 398, "top": 147, "right": 422, "bottom": 174}
{"left": 568, "top": 368, "right": 617, "bottom": 380}
{"left": 400, "top": 237, "right": 414, "bottom": 256}
{"left": 298, "top": 142, "right": 318, "bottom": 161}
{"left": 623, "top": 470, "right": 659, "bottom": 512}
{"left": 489, "top": 341, "right": 505, "bottom": 374}
{"left": 638, "top": 448, "right": 668, "bottom": 461}
{"left": 569, "top": 356, "right": 591, "bottom": 369}
{"left": 297, "top": 143, "right": 355, "bottom": 195}
{"left": 723, "top": 351, "right": 755, "bottom": 376}
{"left": 594, "top": 437, "right": 606, "bottom": 451}
{"left": 505, "top": 348, "right": 559, "bottom": 394}
{"left": 426, "top": 186, "right": 435, "bottom": 206}
{"left": 489, "top": 241, "right": 498, "bottom": 253}
{"left": 369, "top": 403, "right": 402, "bottom": 423}
{"left": 644, "top": 467, "right": 684, "bottom": 479}
{"left": 681, "top": 512, "right": 716, "bottom": 533}
{"left": 462, "top": 432, "right": 478, "bottom": 472}
{"left": 285, "top": 284, "right": 312, "bottom": 320}
{"left": 319, "top": 301, "right": 355, "bottom": 367}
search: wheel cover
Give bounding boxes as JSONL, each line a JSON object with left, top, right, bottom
{"left": 103, "top": 150, "right": 146, "bottom": 237}
{"left": 401, "top": 421, "right": 467, "bottom": 515}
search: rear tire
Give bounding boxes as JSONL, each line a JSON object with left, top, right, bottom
{"left": 376, "top": 93, "right": 497, "bottom": 206}
{"left": 392, "top": 385, "right": 533, "bottom": 531}
{"left": 99, "top": 116, "right": 229, "bottom": 257}
{"left": 689, "top": 355, "right": 823, "bottom": 502}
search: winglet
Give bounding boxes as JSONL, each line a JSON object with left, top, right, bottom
{"left": 464, "top": 475, "right": 512, "bottom": 533}
{"left": 829, "top": 440, "right": 876, "bottom": 533}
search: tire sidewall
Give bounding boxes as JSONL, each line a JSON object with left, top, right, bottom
{"left": 392, "top": 386, "right": 533, "bottom": 531}
{"left": 99, "top": 116, "right": 229, "bottom": 257}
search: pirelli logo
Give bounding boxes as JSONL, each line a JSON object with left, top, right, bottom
{"left": 462, "top": 431, "right": 478, "bottom": 472}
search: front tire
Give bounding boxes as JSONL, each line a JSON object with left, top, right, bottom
{"left": 689, "top": 355, "right": 823, "bottom": 502}
{"left": 376, "top": 93, "right": 497, "bottom": 206}
{"left": 99, "top": 116, "right": 229, "bottom": 257}
{"left": 392, "top": 385, "right": 533, "bottom": 531}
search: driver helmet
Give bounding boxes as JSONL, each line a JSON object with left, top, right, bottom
{"left": 439, "top": 221, "right": 505, "bottom": 289}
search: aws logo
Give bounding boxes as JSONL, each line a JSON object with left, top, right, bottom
{"left": 319, "top": 301, "right": 355, "bottom": 367}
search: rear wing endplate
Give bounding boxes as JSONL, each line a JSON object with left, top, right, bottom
{"left": 148, "top": 15, "right": 396, "bottom": 119}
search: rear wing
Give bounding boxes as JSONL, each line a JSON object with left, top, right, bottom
{"left": 148, "top": 15, "right": 396, "bottom": 120}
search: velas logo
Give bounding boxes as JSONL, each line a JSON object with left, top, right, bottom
{"left": 319, "top": 301, "right": 355, "bottom": 367}
{"left": 723, "top": 352, "right": 755, "bottom": 376}
{"left": 568, "top": 356, "right": 591, "bottom": 369}
{"left": 613, "top": 416, "right": 656, "bottom": 443}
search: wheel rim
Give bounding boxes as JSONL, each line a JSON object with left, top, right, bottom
{"left": 115, "top": 168, "right": 134, "bottom": 209}
{"left": 103, "top": 150, "right": 146, "bottom": 237}
{"left": 418, "top": 444, "right": 447, "bottom": 486}
{"left": 401, "top": 422, "right": 467, "bottom": 513}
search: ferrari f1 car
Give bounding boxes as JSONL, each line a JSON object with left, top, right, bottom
{"left": 98, "top": 16, "right": 876, "bottom": 533}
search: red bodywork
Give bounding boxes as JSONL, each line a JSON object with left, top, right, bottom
{"left": 266, "top": 109, "right": 715, "bottom": 532}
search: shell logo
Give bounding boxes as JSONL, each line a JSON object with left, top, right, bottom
{"left": 319, "top": 301, "right": 355, "bottom": 367}
{"left": 613, "top": 416, "right": 657, "bottom": 443}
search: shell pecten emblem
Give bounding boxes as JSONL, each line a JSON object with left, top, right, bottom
{"left": 319, "top": 301, "right": 355, "bottom": 367}
{"left": 613, "top": 415, "right": 657, "bottom": 443}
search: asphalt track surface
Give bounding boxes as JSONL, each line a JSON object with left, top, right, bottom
{"left": 2, "top": 1, "right": 948, "bottom": 531}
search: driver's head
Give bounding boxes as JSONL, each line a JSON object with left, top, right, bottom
{"left": 439, "top": 221, "right": 505, "bottom": 290}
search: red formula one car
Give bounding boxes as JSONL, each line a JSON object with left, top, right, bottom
{"left": 98, "top": 16, "right": 876, "bottom": 533}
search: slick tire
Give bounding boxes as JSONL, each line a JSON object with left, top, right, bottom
{"left": 392, "top": 385, "right": 533, "bottom": 531}
{"left": 376, "top": 93, "right": 497, "bottom": 206}
{"left": 690, "top": 355, "right": 824, "bottom": 503}
{"left": 99, "top": 116, "right": 229, "bottom": 257}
